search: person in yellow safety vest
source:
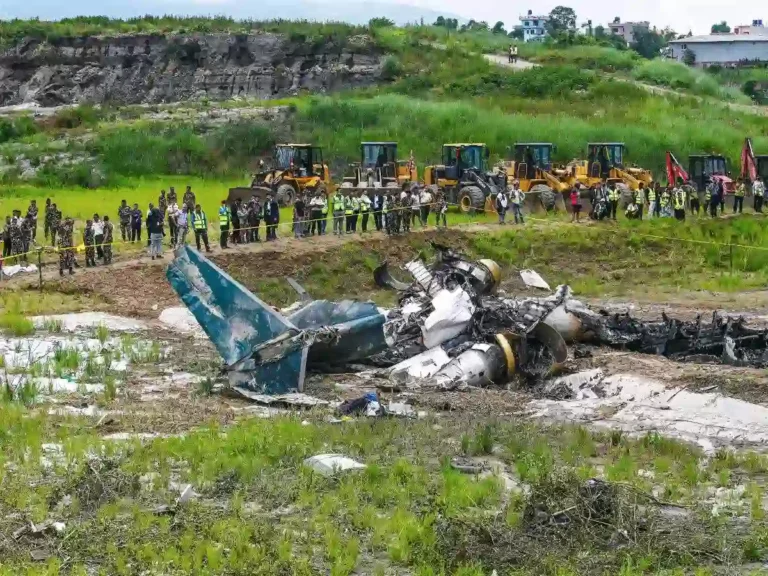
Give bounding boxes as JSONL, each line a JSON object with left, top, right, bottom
{"left": 607, "top": 184, "right": 620, "bottom": 220}
{"left": 320, "top": 191, "right": 329, "bottom": 235}
{"left": 646, "top": 185, "right": 657, "bottom": 219}
{"left": 673, "top": 186, "right": 686, "bottom": 221}
{"left": 359, "top": 190, "right": 371, "bottom": 233}
{"left": 191, "top": 203, "right": 211, "bottom": 252}
{"left": 344, "top": 191, "right": 354, "bottom": 234}
{"left": 634, "top": 182, "right": 645, "bottom": 220}
{"left": 703, "top": 184, "right": 711, "bottom": 216}
{"left": 332, "top": 191, "right": 345, "bottom": 236}
{"left": 218, "top": 200, "right": 231, "bottom": 249}
{"left": 659, "top": 187, "right": 672, "bottom": 218}
{"left": 734, "top": 178, "right": 746, "bottom": 215}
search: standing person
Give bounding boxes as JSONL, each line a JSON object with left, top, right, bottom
{"left": 319, "top": 191, "right": 329, "bottom": 235}
{"left": 708, "top": 178, "right": 720, "bottom": 218}
{"left": 264, "top": 193, "right": 279, "bottom": 241}
{"left": 166, "top": 198, "right": 179, "bottom": 247}
{"left": 660, "top": 187, "right": 672, "bottom": 217}
{"left": 373, "top": 190, "right": 383, "bottom": 232}
{"left": 360, "top": 190, "right": 372, "bottom": 233}
{"left": 118, "top": 199, "right": 132, "bottom": 242}
{"left": 435, "top": 191, "right": 447, "bottom": 228}
{"left": 351, "top": 192, "right": 361, "bottom": 233}
{"left": 496, "top": 189, "right": 508, "bottom": 224}
{"left": 147, "top": 206, "right": 163, "bottom": 260}
{"left": 703, "top": 181, "right": 712, "bottom": 217}
{"left": 383, "top": 193, "right": 392, "bottom": 235}
{"left": 570, "top": 184, "right": 582, "bottom": 223}
{"left": 344, "top": 191, "right": 354, "bottom": 234}
{"left": 510, "top": 181, "right": 525, "bottom": 224}
{"left": 176, "top": 205, "right": 190, "bottom": 248}
{"left": 734, "top": 179, "right": 746, "bottom": 214}
{"left": 607, "top": 183, "right": 620, "bottom": 220}
{"left": 131, "top": 203, "right": 142, "bottom": 243}
{"left": 293, "top": 194, "right": 306, "bottom": 239}
{"left": 102, "top": 215, "right": 114, "bottom": 265}
{"left": 9, "top": 211, "right": 22, "bottom": 263}
{"left": 168, "top": 186, "right": 177, "bottom": 206}
{"left": 653, "top": 183, "right": 662, "bottom": 218}
{"left": 420, "top": 185, "right": 433, "bottom": 226}
{"left": 230, "top": 199, "right": 241, "bottom": 244}
{"left": 183, "top": 186, "right": 196, "bottom": 213}
{"left": 158, "top": 189, "right": 168, "bottom": 218}
{"left": 401, "top": 189, "right": 411, "bottom": 234}
{"left": 27, "top": 200, "right": 38, "bottom": 241}
{"left": 717, "top": 178, "right": 726, "bottom": 215}
{"left": 673, "top": 185, "right": 686, "bottom": 221}
{"left": 237, "top": 200, "right": 249, "bottom": 243}
{"left": 218, "top": 200, "right": 231, "bottom": 249}
{"left": 248, "top": 196, "right": 261, "bottom": 242}
{"left": 635, "top": 183, "right": 645, "bottom": 220}
{"left": 84, "top": 219, "right": 96, "bottom": 267}
{"left": 332, "top": 191, "right": 345, "bottom": 236}
{"left": 686, "top": 182, "right": 700, "bottom": 216}
{"left": 191, "top": 204, "right": 211, "bottom": 252}
{"left": 49, "top": 204, "right": 61, "bottom": 247}
{"left": 2, "top": 216, "right": 11, "bottom": 259}
{"left": 410, "top": 186, "right": 420, "bottom": 228}
{"left": 20, "top": 215, "right": 32, "bottom": 263}
{"left": 43, "top": 198, "right": 53, "bottom": 241}
{"left": 57, "top": 217, "right": 75, "bottom": 276}
{"left": 754, "top": 176, "right": 766, "bottom": 213}
{"left": 92, "top": 214, "right": 104, "bottom": 262}
{"left": 646, "top": 184, "right": 657, "bottom": 219}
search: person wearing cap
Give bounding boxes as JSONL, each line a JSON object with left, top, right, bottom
{"left": 510, "top": 180, "right": 525, "bottom": 224}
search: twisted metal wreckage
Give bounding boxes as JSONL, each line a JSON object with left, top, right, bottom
{"left": 166, "top": 244, "right": 768, "bottom": 395}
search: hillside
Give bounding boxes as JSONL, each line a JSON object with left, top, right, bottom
{"left": 1, "top": 19, "right": 768, "bottom": 187}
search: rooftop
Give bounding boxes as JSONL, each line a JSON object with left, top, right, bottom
{"left": 519, "top": 14, "right": 549, "bottom": 20}
{"left": 670, "top": 34, "right": 768, "bottom": 44}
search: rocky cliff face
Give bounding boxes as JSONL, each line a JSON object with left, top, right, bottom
{"left": 0, "top": 33, "right": 384, "bottom": 106}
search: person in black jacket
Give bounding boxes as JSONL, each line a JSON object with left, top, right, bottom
{"left": 264, "top": 193, "right": 280, "bottom": 241}
{"left": 146, "top": 206, "right": 165, "bottom": 260}
{"left": 372, "top": 192, "right": 383, "bottom": 231}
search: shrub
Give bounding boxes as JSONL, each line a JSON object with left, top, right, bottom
{"left": 380, "top": 56, "right": 403, "bottom": 81}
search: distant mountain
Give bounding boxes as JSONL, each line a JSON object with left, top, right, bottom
{"left": 1, "top": 0, "right": 463, "bottom": 27}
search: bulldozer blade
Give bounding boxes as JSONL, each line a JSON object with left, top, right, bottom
{"left": 522, "top": 190, "right": 568, "bottom": 214}
{"left": 227, "top": 186, "right": 272, "bottom": 204}
{"left": 373, "top": 261, "right": 412, "bottom": 291}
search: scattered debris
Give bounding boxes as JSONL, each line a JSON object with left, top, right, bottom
{"left": 520, "top": 269, "right": 551, "bottom": 291}
{"left": 228, "top": 387, "right": 329, "bottom": 408}
{"left": 29, "top": 549, "right": 51, "bottom": 562}
{"left": 304, "top": 454, "right": 366, "bottom": 476}
{"left": 337, "top": 392, "right": 382, "bottom": 417}
{"left": 13, "top": 520, "right": 65, "bottom": 540}
{"left": 31, "top": 313, "right": 147, "bottom": 332}
{"left": 157, "top": 307, "right": 206, "bottom": 338}
{"left": 1, "top": 263, "right": 38, "bottom": 279}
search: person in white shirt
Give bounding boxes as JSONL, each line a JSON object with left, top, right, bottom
{"left": 176, "top": 205, "right": 189, "bottom": 248}
{"left": 510, "top": 180, "right": 525, "bottom": 224}
{"left": 359, "top": 190, "right": 372, "bottom": 233}
{"left": 410, "top": 188, "right": 420, "bottom": 228}
{"left": 495, "top": 190, "right": 508, "bottom": 224}
{"left": 754, "top": 177, "right": 766, "bottom": 213}
{"left": 419, "top": 187, "right": 433, "bottom": 226}
{"left": 166, "top": 201, "right": 180, "bottom": 246}
{"left": 92, "top": 213, "right": 105, "bottom": 261}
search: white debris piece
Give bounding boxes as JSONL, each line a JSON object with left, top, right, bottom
{"left": 304, "top": 454, "right": 366, "bottom": 476}
{"left": 530, "top": 373, "right": 768, "bottom": 452}
{"left": 229, "top": 387, "right": 329, "bottom": 407}
{"left": 158, "top": 307, "right": 206, "bottom": 338}
{"left": 422, "top": 288, "right": 475, "bottom": 349}
{"left": 1, "top": 264, "right": 37, "bottom": 278}
{"left": 388, "top": 348, "right": 451, "bottom": 382}
{"left": 520, "top": 269, "right": 551, "bottom": 291}
{"left": 31, "top": 313, "right": 147, "bottom": 332}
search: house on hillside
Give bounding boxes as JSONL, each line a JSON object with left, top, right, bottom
{"left": 669, "top": 34, "right": 768, "bottom": 66}
{"left": 608, "top": 18, "right": 649, "bottom": 45}
{"left": 734, "top": 20, "right": 768, "bottom": 35}
{"left": 519, "top": 10, "right": 549, "bottom": 42}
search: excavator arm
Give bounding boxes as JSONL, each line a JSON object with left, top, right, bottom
{"left": 743, "top": 138, "right": 758, "bottom": 182}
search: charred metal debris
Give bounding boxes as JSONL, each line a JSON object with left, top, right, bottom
{"left": 166, "top": 243, "right": 768, "bottom": 396}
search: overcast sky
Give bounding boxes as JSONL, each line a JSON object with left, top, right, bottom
{"left": 2, "top": 0, "right": 762, "bottom": 36}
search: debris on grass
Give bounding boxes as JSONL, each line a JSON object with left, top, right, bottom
{"left": 304, "top": 454, "right": 366, "bottom": 476}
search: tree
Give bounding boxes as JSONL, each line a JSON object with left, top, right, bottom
{"left": 509, "top": 26, "right": 524, "bottom": 40}
{"left": 446, "top": 18, "right": 458, "bottom": 30}
{"left": 682, "top": 48, "right": 696, "bottom": 66}
{"left": 368, "top": 17, "right": 394, "bottom": 28}
{"left": 434, "top": 16, "right": 445, "bottom": 27}
{"left": 711, "top": 21, "right": 730, "bottom": 33}
{"left": 630, "top": 27, "right": 667, "bottom": 58}
{"left": 581, "top": 19, "right": 593, "bottom": 37}
{"left": 492, "top": 21, "right": 507, "bottom": 35}
{"left": 547, "top": 6, "right": 577, "bottom": 35}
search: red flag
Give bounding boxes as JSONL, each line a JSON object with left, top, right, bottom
{"left": 665, "top": 151, "right": 689, "bottom": 185}
{"left": 742, "top": 138, "right": 758, "bottom": 182}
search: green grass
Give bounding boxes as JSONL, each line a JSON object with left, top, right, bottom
{"left": 530, "top": 45, "right": 640, "bottom": 72}
{"left": 633, "top": 59, "right": 752, "bottom": 103}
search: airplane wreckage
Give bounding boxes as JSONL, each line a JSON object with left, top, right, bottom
{"left": 166, "top": 244, "right": 768, "bottom": 395}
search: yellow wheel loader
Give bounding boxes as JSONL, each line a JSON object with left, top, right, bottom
{"left": 341, "top": 142, "right": 418, "bottom": 193}
{"left": 503, "top": 143, "right": 570, "bottom": 212}
{"left": 423, "top": 144, "right": 505, "bottom": 213}
{"left": 228, "top": 143, "right": 333, "bottom": 205}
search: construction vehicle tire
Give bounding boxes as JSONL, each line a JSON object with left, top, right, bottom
{"left": 276, "top": 183, "right": 297, "bottom": 206}
{"left": 530, "top": 184, "right": 556, "bottom": 212}
{"left": 458, "top": 186, "right": 485, "bottom": 214}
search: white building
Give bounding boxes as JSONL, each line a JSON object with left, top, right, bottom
{"left": 734, "top": 20, "right": 768, "bottom": 36}
{"left": 669, "top": 35, "right": 768, "bottom": 66}
{"left": 519, "top": 10, "right": 549, "bottom": 43}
